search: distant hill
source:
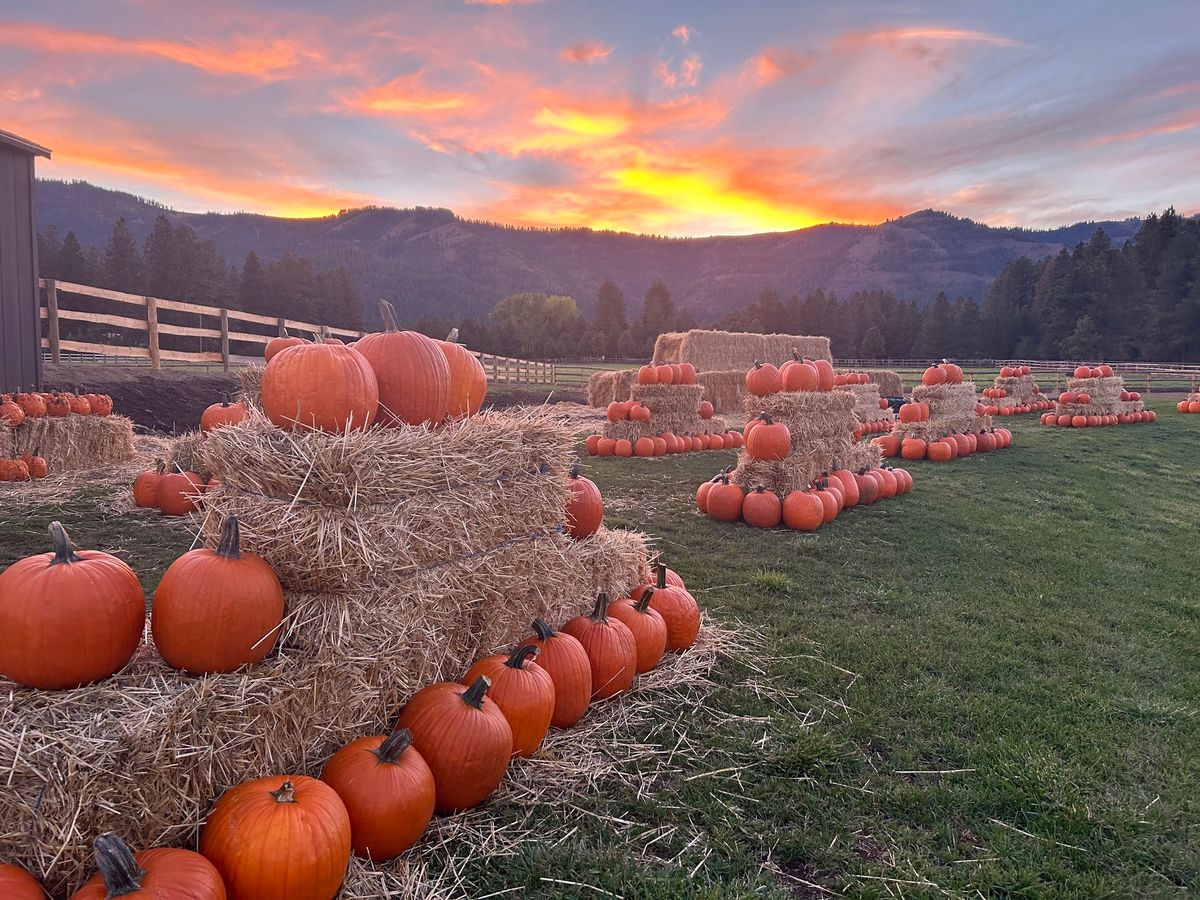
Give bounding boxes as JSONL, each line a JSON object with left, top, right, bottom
{"left": 35, "top": 179, "right": 1142, "bottom": 323}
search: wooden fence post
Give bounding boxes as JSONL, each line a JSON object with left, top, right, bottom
{"left": 219, "top": 308, "right": 230, "bottom": 372}
{"left": 45, "top": 278, "right": 61, "bottom": 364}
{"left": 145, "top": 296, "right": 160, "bottom": 368}
{"left": 277, "top": 317, "right": 287, "bottom": 337}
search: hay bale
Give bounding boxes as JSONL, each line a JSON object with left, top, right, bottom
{"left": 991, "top": 374, "right": 1039, "bottom": 406}
{"left": 697, "top": 370, "right": 746, "bottom": 413}
{"left": 842, "top": 383, "right": 895, "bottom": 425}
{"left": 167, "top": 431, "right": 212, "bottom": 480}
{"left": 237, "top": 364, "right": 264, "bottom": 407}
{"left": 733, "top": 391, "right": 860, "bottom": 495}
{"left": 649, "top": 332, "right": 686, "bottom": 366}
{"left": 586, "top": 369, "right": 636, "bottom": 407}
{"left": 894, "top": 382, "right": 988, "bottom": 441}
{"left": 602, "top": 416, "right": 727, "bottom": 443}
{"left": 653, "top": 329, "right": 831, "bottom": 372}
{"left": 870, "top": 370, "right": 904, "bottom": 397}
{"left": 6, "top": 415, "right": 134, "bottom": 472}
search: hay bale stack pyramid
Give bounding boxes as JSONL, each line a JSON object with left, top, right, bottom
{"left": 1043, "top": 363, "right": 1155, "bottom": 427}
{"left": 838, "top": 371, "right": 896, "bottom": 436}
{"left": 0, "top": 305, "right": 653, "bottom": 895}
{"left": 884, "top": 363, "right": 1013, "bottom": 461}
{"left": 984, "top": 364, "right": 1054, "bottom": 416}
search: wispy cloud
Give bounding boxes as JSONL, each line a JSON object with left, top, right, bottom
{"left": 559, "top": 40, "right": 613, "bottom": 64}
{"left": 672, "top": 24, "right": 691, "bottom": 44}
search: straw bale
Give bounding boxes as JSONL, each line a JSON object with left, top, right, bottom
{"left": 237, "top": 363, "right": 264, "bottom": 407}
{"left": 759, "top": 333, "right": 832, "bottom": 366}
{"left": 844, "top": 440, "right": 883, "bottom": 472}
{"left": 602, "top": 417, "right": 727, "bottom": 443}
{"left": 628, "top": 383, "right": 711, "bottom": 435}
{"left": 1187, "top": 392, "right": 1200, "bottom": 403}
{"left": 697, "top": 369, "right": 745, "bottom": 413}
{"left": 650, "top": 331, "right": 687, "bottom": 365}
{"left": 586, "top": 369, "right": 636, "bottom": 407}
{"left": 5, "top": 415, "right": 134, "bottom": 472}
{"left": 653, "top": 329, "right": 831, "bottom": 372}
{"left": 1067, "top": 375, "right": 1124, "bottom": 406}
{"left": 870, "top": 370, "right": 904, "bottom": 396}
{"left": 198, "top": 409, "right": 575, "bottom": 593}
{"left": 167, "top": 430, "right": 212, "bottom": 480}
{"left": 843, "top": 383, "right": 895, "bottom": 425}
{"left": 0, "top": 526, "right": 649, "bottom": 895}
{"left": 892, "top": 381, "right": 990, "bottom": 440}
{"left": 992, "top": 374, "right": 1038, "bottom": 405}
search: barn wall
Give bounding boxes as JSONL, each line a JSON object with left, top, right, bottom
{"left": 0, "top": 146, "right": 41, "bottom": 392}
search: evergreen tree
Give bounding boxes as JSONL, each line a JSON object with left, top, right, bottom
{"left": 37, "top": 225, "right": 62, "bottom": 275}
{"left": 240, "top": 252, "right": 268, "bottom": 312}
{"left": 142, "top": 215, "right": 175, "bottom": 298}
{"left": 913, "top": 292, "right": 954, "bottom": 358}
{"left": 859, "top": 325, "right": 886, "bottom": 359}
{"left": 594, "top": 279, "right": 627, "bottom": 354}
{"left": 103, "top": 217, "right": 141, "bottom": 292}
{"left": 637, "top": 279, "right": 675, "bottom": 351}
{"left": 54, "top": 231, "right": 91, "bottom": 283}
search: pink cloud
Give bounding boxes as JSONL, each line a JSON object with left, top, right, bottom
{"left": 655, "top": 54, "right": 702, "bottom": 89}
{"left": 672, "top": 24, "right": 691, "bottom": 44}
{"left": 559, "top": 40, "right": 613, "bottom": 64}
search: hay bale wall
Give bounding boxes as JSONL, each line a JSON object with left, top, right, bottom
{"left": 652, "top": 329, "right": 831, "bottom": 372}
{"left": 237, "top": 364, "right": 264, "bottom": 407}
{"left": 601, "top": 383, "right": 726, "bottom": 442}
{"left": 697, "top": 370, "right": 745, "bottom": 414}
{"left": 870, "top": 370, "right": 904, "bottom": 397}
{"left": 5, "top": 415, "right": 134, "bottom": 472}
{"left": 894, "top": 382, "right": 990, "bottom": 441}
{"left": 587, "top": 369, "right": 636, "bottom": 407}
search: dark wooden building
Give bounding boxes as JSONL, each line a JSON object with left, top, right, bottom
{"left": 0, "top": 129, "right": 51, "bottom": 392}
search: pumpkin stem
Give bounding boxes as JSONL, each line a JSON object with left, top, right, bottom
{"left": 634, "top": 586, "right": 654, "bottom": 612}
{"left": 589, "top": 592, "right": 609, "bottom": 622}
{"left": 216, "top": 516, "right": 242, "bottom": 560}
{"left": 92, "top": 832, "right": 146, "bottom": 897}
{"left": 656, "top": 562, "right": 667, "bottom": 590}
{"left": 759, "top": 413, "right": 773, "bottom": 425}
{"left": 505, "top": 644, "right": 540, "bottom": 669}
{"left": 569, "top": 462, "right": 581, "bottom": 480}
{"left": 375, "top": 729, "right": 414, "bottom": 764}
{"left": 270, "top": 780, "right": 297, "bottom": 803}
{"left": 531, "top": 618, "right": 556, "bottom": 641}
{"left": 221, "top": 391, "right": 231, "bottom": 408}
{"left": 461, "top": 675, "right": 491, "bottom": 708}
{"left": 154, "top": 458, "right": 165, "bottom": 475}
{"left": 48, "top": 521, "right": 81, "bottom": 565}
{"left": 378, "top": 299, "right": 400, "bottom": 332}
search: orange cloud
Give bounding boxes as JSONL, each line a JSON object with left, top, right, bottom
{"left": 559, "top": 41, "right": 613, "bottom": 64}
{"left": 0, "top": 21, "right": 316, "bottom": 78}
{"left": 837, "top": 26, "right": 1022, "bottom": 51}
{"left": 345, "top": 72, "right": 477, "bottom": 116}
{"left": 655, "top": 54, "right": 702, "bottom": 89}
{"left": 672, "top": 24, "right": 691, "bottom": 44}
{"left": 1090, "top": 111, "right": 1200, "bottom": 146}
{"left": 747, "top": 48, "right": 818, "bottom": 86}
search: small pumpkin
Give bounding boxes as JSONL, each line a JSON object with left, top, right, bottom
{"left": 201, "top": 776, "right": 351, "bottom": 900}
{"left": 83, "top": 393, "right": 114, "bottom": 416}
{"left": 133, "top": 459, "right": 166, "bottom": 508}
{"left": 262, "top": 339, "right": 379, "bottom": 433}
{"left": 565, "top": 463, "right": 604, "bottom": 539}
{"left": 562, "top": 593, "right": 638, "bottom": 700}
{"left": 152, "top": 516, "right": 284, "bottom": 675}
{"left": 0, "top": 458, "right": 30, "bottom": 481}
{"left": 355, "top": 300, "right": 450, "bottom": 427}
{"left": 745, "top": 414, "right": 790, "bottom": 461}
{"left": 437, "top": 339, "right": 488, "bottom": 417}
{"left": 698, "top": 399, "right": 714, "bottom": 419}
{"left": 319, "top": 729, "right": 435, "bottom": 862}
{"left": 70, "top": 832, "right": 225, "bottom": 900}
{"left": 67, "top": 392, "right": 92, "bottom": 415}
{"left": 393, "top": 676, "right": 513, "bottom": 812}
{"left": 0, "top": 394, "right": 26, "bottom": 427}
{"left": 608, "top": 590, "right": 667, "bottom": 673}
{"left": 0, "top": 864, "right": 44, "bottom": 900}
{"left": 20, "top": 447, "right": 47, "bottom": 480}
{"left": 0, "top": 521, "right": 144, "bottom": 689}
{"left": 12, "top": 391, "right": 46, "bottom": 418}
{"left": 463, "top": 644, "right": 555, "bottom": 757}
{"left": 265, "top": 332, "right": 307, "bottom": 361}
{"left": 524, "top": 618, "right": 592, "bottom": 728}
{"left": 200, "top": 393, "right": 248, "bottom": 433}
{"left": 706, "top": 474, "right": 744, "bottom": 522}
{"left": 44, "top": 392, "right": 71, "bottom": 417}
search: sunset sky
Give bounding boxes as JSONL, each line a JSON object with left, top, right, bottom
{"left": 2, "top": 1, "right": 1198, "bottom": 235}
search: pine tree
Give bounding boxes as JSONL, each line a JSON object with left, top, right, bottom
{"left": 103, "top": 217, "right": 142, "bottom": 292}
{"left": 638, "top": 279, "right": 675, "bottom": 340}
{"left": 54, "top": 231, "right": 91, "bottom": 283}
{"left": 859, "top": 325, "right": 886, "bottom": 359}
{"left": 142, "top": 215, "right": 175, "bottom": 298}
{"left": 913, "top": 292, "right": 954, "bottom": 357}
{"left": 594, "top": 279, "right": 627, "bottom": 354}
{"left": 240, "top": 252, "right": 268, "bottom": 313}
{"left": 38, "top": 225, "right": 62, "bottom": 276}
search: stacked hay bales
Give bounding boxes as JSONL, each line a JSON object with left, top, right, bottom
{"left": 894, "top": 382, "right": 990, "bottom": 444}
{"left": 696, "top": 369, "right": 746, "bottom": 414}
{"left": 166, "top": 430, "right": 211, "bottom": 480}
{"left": 3, "top": 414, "right": 134, "bottom": 472}
{"left": 870, "top": 370, "right": 904, "bottom": 397}
{"left": 652, "top": 329, "right": 832, "bottom": 370}
{"left": 985, "top": 368, "right": 1052, "bottom": 415}
{"left": 1047, "top": 367, "right": 1150, "bottom": 427}
{"left": 586, "top": 368, "right": 637, "bottom": 407}
{"left": 842, "top": 379, "right": 896, "bottom": 434}
{"left": 601, "top": 383, "right": 726, "bottom": 449}
{"left": 0, "top": 409, "right": 648, "bottom": 894}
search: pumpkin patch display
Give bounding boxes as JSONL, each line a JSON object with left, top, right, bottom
{"left": 888, "top": 373, "right": 1007, "bottom": 461}
{"left": 987, "top": 365, "right": 1051, "bottom": 415}
{"left": 354, "top": 300, "right": 450, "bottom": 427}
{"left": 589, "top": 378, "right": 728, "bottom": 458}
{"left": 70, "top": 832, "right": 226, "bottom": 900}
{"left": 1043, "top": 364, "right": 1151, "bottom": 428}
{"left": 1178, "top": 392, "right": 1200, "bottom": 413}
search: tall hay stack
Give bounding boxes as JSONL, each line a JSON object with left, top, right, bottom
{"left": 0, "top": 409, "right": 648, "bottom": 894}
{"left": 989, "top": 373, "right": 1041, "bottom": 410}
{"left": 894, "top": 382, "right": 991, "bottom": 442}
{"left": 652, "top": 329, "right": 832, "bottom": 371}
{"left": 586, "top": 369, "right": 637, "bottom": 407}
{"left": 3, "top": 415, "right": 134, "bottom": 472}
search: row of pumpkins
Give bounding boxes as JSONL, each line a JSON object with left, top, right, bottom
{"left": 0, "top": 449, "right": 48, "bottom": 482}
{"left": 1178, "top": 397, "right": 1200, "bottom": 413}
{"left": 586, "top": 429, "right": 743, "bottom": 457}
{"left": 259, "top": 303, "right": 487, "bottom": 433}
{"left": 0, "top": 533, "right": 698, "bottom": 899}
{"left": 697, "top": 465, "right": 913, "bottom": 530}
{"left": 874, "top": 429, "right": 1015, "bottom": 460}
{"left": 1041, "top": 411, "right": 1158, "bottom": 427}
{"left": 605, "top": 397, "right": 716, "bottom": 422}
{"left": 1, "top": 390, "right": 115, "bottom": 426}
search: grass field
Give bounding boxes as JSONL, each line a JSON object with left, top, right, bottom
{"left": 3, "top": 399, "right": 1197, "bottom": 897}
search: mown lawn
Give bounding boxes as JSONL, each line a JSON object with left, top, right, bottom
{"left": 2, "top": 398, "right": 1197, "bottom": 898}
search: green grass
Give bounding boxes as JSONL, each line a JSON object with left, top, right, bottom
{"left": 2, "top": 400, "right": 1198, "bottom": 897}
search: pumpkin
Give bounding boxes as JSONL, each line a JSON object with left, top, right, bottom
{"left": 1098, "top": 364, "right": 1114, "bottom": 377}
{"left": 695, "top": 470, "right": 726, "bottom": 514}
{"left": 585, "top": 434, "right": 602, "bottom": 455}
{"left": 782, "top": 359, "right": 819, "bottom": 392}
{"left": 1071, "top": 415, "right": 1088, "bottom": 428}
{"left": 562, "top": 593, "right": 638, "bottom": 699}
{"left": 565, "top": 463, "right": 604, "bottom": 539}
{"left": 637, "top": 365, "right": 658, "bottom": 385}
{"left": 0, "top": 864, "right": 43, "bottom": 900}
{"left": 607, "top": 400, "right": 630, "bottom": 422}
{"left": 706, "top": 474, "right": 744, "bottom": 522}
{"left": 200, "top": 393, "right": 248, "bottom": 433}
{"left": 133, "top": 459, "right": 166, "bottom": 508}
{"left": 699, "top": 399, "right": 714, "bottom": 419}
{"left": 898, "top": 403, "right": 922, "bottom": 423}
{"left": 654, "top": 364, "right": 675, "bottom": 384}
{"left": 1000, "top": 365, "right": 1015, "bottom": 378}
{"left": 71, "top": 832, "right": 225, "bottom": 900}
{"left": 319, "top": 729, "right": 435, "bottom": 861}
{"left": 437, "top": 339, "right": 488, "bottom": 417}
{"left": 393, "top": 676, "right": 513, "bottom": 812}
{"left": 830, "top": 467, "right": 860, "bottom": 507}
{"left": 813, "top": 484, "right": 838, "bottom": 523}
{"left": 157, "top": 467, "right": 204, "bottom": 516}
{"left": 742, "top": 485, "right": 782, "bottom": 528}
{"left": 262, "top": 338, "right": 378, "bottom": 433}
{"left": 782, "top": 489, "right": 823, "bottom": 531}
{"left": 1077, "top": 392, "right": 1091, "bottom": 405}
{"left": 900, "top": 438, "right": 927, "bottom": 460}
{"left": 0, "top": 394, "right": 26, "bottom": 427}
{"left": 635, "top": 563, "right": 701, "bottom": 652}
{"left": 614, "top": 439, "right": 633, "bottom": 457}
{"left": 745, "top": 362, "right": 782, "bottom": 397}
{"left": 629, "top": 403, "right": 651, "bottom": 423}
{"left": 44, "top": 393, "right": 71, "bottom": 417}
{"left": 634, "top": 436, "right": 655, "bottom": 457}
{"left": 812, "top": 359, "right": 835, "bottom": 391}
{"left": 524, "top": 618, "right": 592, "bottom": 727}
{"left": 927, "top": 440, "right": 953, "bottom": 462}
{"left": 20, "top": 448, "right": 48, "bottom": 480}
{"left": 1190, "top": 401, "right": 1200, "bottom": 414}
{"left": 13, "top": 391, "right": 46, "bottom": 418}
{"left": 872, "top": 433, "right": 900, "bottom": 457}
{"left": 653, "top": 434, "right": 668, "bottom": 455}
{"left": 855, "top": 470, "right": 880, "bottom": 505}
{"left": 1073, "top": 365, "right": 1092, "bottom": 379}
{"left": 463, "top": 645, "right": 555, "bottom": 757}
{"left": 0, "top": 521, "right": 144, "bottom": 689}
{"left": 922, "top": 365, "right": 947, "bottom": 386}
{"left": 264, "top": 332, "right": 307, "bottom": 361}
{"left": 0, "top": 458, "right": 30, "bottom": 481}
{"left": 940, "top": 362, "right": 964, "bottom": 384}
{"left": 745, "top": 414, "right": 790, "bottom": 461}
{"left": 84, "top": 393, "right": 114, "bottom": 416}
{"left": 679, "top": 363, "right": 697, "bottom": 384}
{"left": 152, "top": 516, "right": 284, "bottom": 675}
{"left": 66, "top": 392, "right": 92, "bottom": 415}
{"left": 608, "top": 590, "right": 667, "bottom": 673}
{"left": 201, "top": 775, "right": 350, "bottom": 900}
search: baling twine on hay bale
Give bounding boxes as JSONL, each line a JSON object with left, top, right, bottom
{"left": 5, "top": 415, "right": 135, "bottom": 472}
{"left": 652, "top": 329, "right": 832, "bottom": 372}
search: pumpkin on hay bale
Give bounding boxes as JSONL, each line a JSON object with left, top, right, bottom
{"left": 4, "top": 414, "right": 134, "bottom": 474}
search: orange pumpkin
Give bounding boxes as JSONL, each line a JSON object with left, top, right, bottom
{"left": 133, "top": 459, "right": 165, "bottom": 508}
{"left": 562, "top": 593, "right": 638, "bottom": 700}
{"left": 607, "top": 590, "right": 667, "bottom": 673}
{"left": 12, "top": 391, "right": 46, "bottom": 418}
{"left": 927, "top": 440, "right": 953, "bottom": 462}
{"left": 0, "top": 863, "right": 44, "bottom": 900}
{"left": 782, "top": 489, "right": 823, "bottom": 531}
{"left": 524, "top": 618, "right": 592, "bottom": 728}
{"left": 200, "top": 393, "right": 248, "bottom": 433}
{"left": 201, "top": 776, "right": 350, "bottom": 900}
{"left": 782, "top": 359, "right": 819, "bottom": 392}
{"left": 1, "top": 394, "right": 26, "bottom": 427}
{"left": 437, "top": 339, "right": 488, "bottom": 417}
{"left": 393, "top": 676, "right": 513, "bottom": 812}
{"left": 0, "top": 458, "right": 30, "bottom": 481}
{"left": 637, "top": 365, "right": 658, "bottom": 385}
{"left": 872, "top": 433, "right": 901, "bottom": 458}
{"left": 152, "top": 516, "right": 284, "bottom": 675}
{"left": 70, "top": 832, "right": 225, "bottom": 900}
{"left": 565, "top": 464, "right": 604, "bottom": 539}
{"left": 745, "top": 362, "right": 782, "bottom": 396}
{"left": 44, "top": 392, "right": 71, "bottom": 417}
{"left": 679, "top": 363, "right": 697, "bottom": 384}
{"left": 0, "top": 521, "right": 144, "bottom": 689}
{"left": 20, "top": 448, "right": 48, "bottom": 480}
{"left": 638, "top": 564, "right": 700, "bottom": 652}
{"left": 319, "top": 729, "right": 435, "bottom": 862}
{"left": 900, "top": 438, "right": 927, "bottom": 460}
{"left": 83, "top": 393, "right": 114, "bottom": 416}
{"left": 830, "top": 467, "right": 860, "bottom": 507}
{"left": 922, "top": 365, "right": 947, "bottom": 386}
{"left": 706, "top": 474, "right": 744, "bottom": 522}
{"left": 695, "top": 470, "right": 727, "bottom": 514}
{"left": 67, "top": 392, "right": 92, "bottom": 415}
{"left": 585, "top": 433, "right": 602, "bottom": 455}
{"left": 742, "top": 485, "right": 782, "bottom": 528}
{"left": 355, "top": 301, "right": 450, "bottom": 426}
{"left": 157, "top": 467, "right": 203, "bottom": 516}
{"left": 698, "top": 399, "right": 714, "bottom": 419}
{"left": 264, "top": 332, "right": 307, "bottom": 361}
{"left": 463, "top": 645, "right": 555, "bottom": 757}
{"left": 745, "top": 414, "right": 791, "bottom": 461}
{"left": 634, "top": 435, "right": 655, "bottom": 456}
{"left": 262, "top": 340, "right": 379, "bottom": 433}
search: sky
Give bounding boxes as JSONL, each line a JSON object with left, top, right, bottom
{"left": 2, "top": 0, "right": 1198, "bottom": 236}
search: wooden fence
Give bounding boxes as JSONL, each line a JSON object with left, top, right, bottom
{"left": 37, "top": 279, "right": 555, "bottom": 384}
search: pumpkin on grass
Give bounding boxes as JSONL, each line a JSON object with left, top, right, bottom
{"left": 783, "top": 489, "right": 823, "bottom": 531}
{"left": 706, "top": 474, "right": 744, "bottom": 522}
{"left": 463, "top": 645, "right": 555, "bottom": 757}
{"left": 201, "top": 776, "right": 350, "bottom": 900}
{"left": 742, "top": 486, "right": 782, "bottom": 528}
{"left": 71, "top": 832, "right": 225, "bottom": 900}
{"left": 20, "top": 448, "right": 48, "bottom": 480}
{"left": 319, "top": 729, "right": 435, "bottom": 861}
{"left": 640, "top": 563, "right": 700, "bottom": 652}
{"left": 356, "top": 300, "right": 450, "bottom": 426}
{"left": 0, "top": 521, "right": 144, "bottom": 690}
{"left": 262, "top": 338, "right": 379, "bottom": 433}
{"left": 565, "top": 463, "right": 603, "bottom": 538}
{"left": 0, "top": 864, "right": 44, "bottom": 900}
{"left": 608, "top": 590, "right": 667, "bottom": 673}
{"left": 562, "top": 593, "right": 638, "bottom": 700}
{"left": 133, "top": 459, "right": 165, "bottom": 508}
{"left": 152, "top": 516, "right": 284, "bottom": 675}
{"left": 437, "top": 339, "right": 488, "bottom": 417}
{"left": 200, "top": 393, "right": 248, "bottom": 433}
{"left": 157, "top": 466, "right": 204, "bottom": 516}
{"left": 524, "top": 618, "right": 592, "bottom": 727}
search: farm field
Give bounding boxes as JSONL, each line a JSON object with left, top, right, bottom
{"left": 2, "top": 396, "right": 1198, "bottom": 897}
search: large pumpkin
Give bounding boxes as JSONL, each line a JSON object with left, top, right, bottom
{"left": 261, "top": 340, "right": 379, "bottom": 433}
{"left": 393, "top": 676, "right": 513, "bottom": 812}
{"left": 355, "top": 300, "right": 450, "bottom": 426}
{"left": 641, "top": 563, "right": 700, "bottom": 652}
{"left": 565, "top": 463, "right": 604, "bottom": 539}
{"left": 71, "top": 832, "right": 225, "bottom": 900}
{"left": 0, "top": 864, "right": 44, "bottom": 900}
{"left": 607, "top": 590, "right": 667, "bottom": 673}
{"left": 561, "top": 593, "right": 637, "bottom": 700}
{"left": 12, "top": 391, "right": 46, "bottom": 418}
{"left": 463, "top": 645, "right": 555, "bottom": 757}
{"left": 436, "top": 339, "right": 488, "bottom": 417}
{"left": 745, "top": 414, "right": 790, "bottom": 461}
{"left": 157, "top": 467, "right": 204, "bottom": 517}
{"left": 319, "top": 729, "right": 436, "bottom": 861}
{"left": 0, "top": 521, "right": 144, "bottom": 689}
{"left": 523, "top": 619, "right": 592, "bottom": 728}
{"left": 201, "top": 776, "right": 350, "bottom": 900}
{"left": 152, "top": 516, "right": 284, "bottom": 675}
{"left": 200, "top": 393, "right": 248, "bottom": 433}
